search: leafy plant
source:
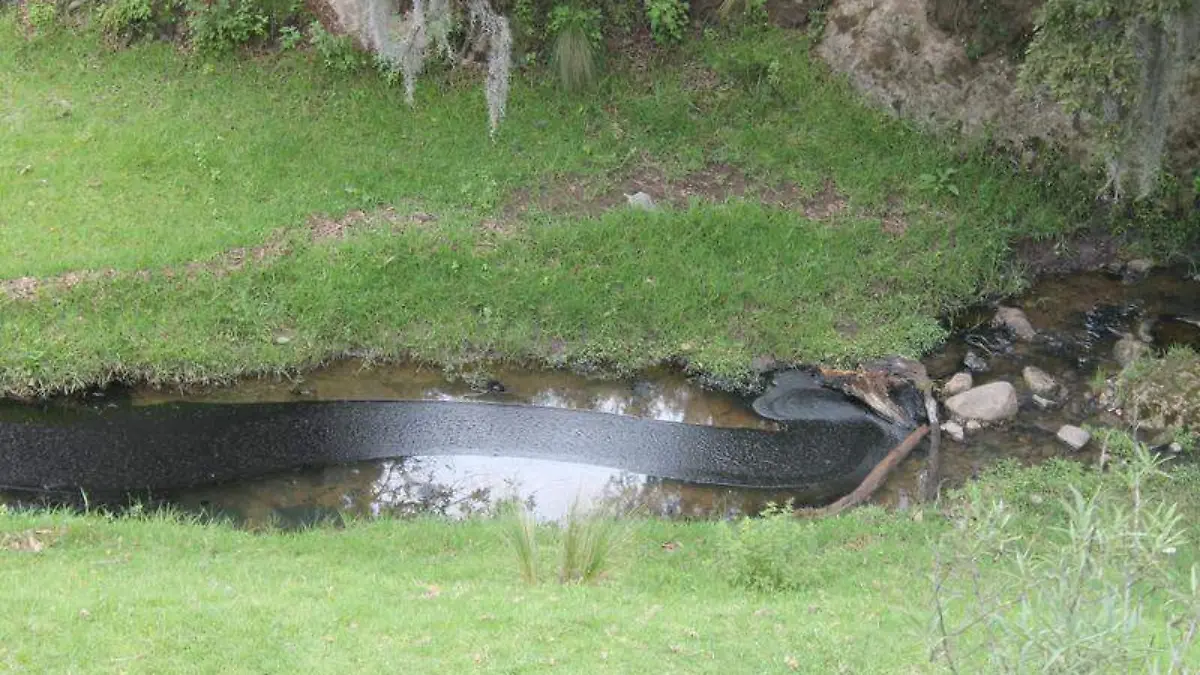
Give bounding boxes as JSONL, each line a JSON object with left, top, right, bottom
{"left": 716, "top": 0, "right": 765, "bottom": 27}
{"left": 309, "top": 20, "right": 367, "bottom": 72}
{"left": 22, "top": 0, "right": 59, "bottom": 33}
{"left": 718, "top": 501, "right": 806, "bottom": 592}
{"left": 645, "top": 0, "right": 687, "bottom": 45}
{"left": 278, "top": 24, "right": 302, "bottom": 49}
{"left": 916, "top": 167, "right": 960, "bottom": 197}
{"left": 98, "top": 0, "right": 154, "bottom": 39}
{"left": 928, "top": 444, "right": 1200, "bottom": 673}
{"left": 186, "top": 0, "right": 268, "bottom": 52}
{"left": 548, "top": 4, "right": 601, "bottom": 90}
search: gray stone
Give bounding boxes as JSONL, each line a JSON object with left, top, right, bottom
{"left": 1032, "top": 394, "right": 1058, "bottom": 410}
{"left": 1123, "top": 258, "right": 1154, "bottom": 284}
{"left": 963, "top": 350, "right": 989, "bottom": 373}
{"left": 940, "top": 421, "right": 965, "bottom": 442}
{"left": 941, "top": 372, "right": 973, "bottom": 398}
{"left": 944, "top": 381, "right": 1019, "bottom": 422}
{"left": 1056, "top": 425, "right": 1091, "bottom": 451}
{"left": 1022, "top": 366, "right": 1059, "bottom": 397}
{"left": 965, "top": 420, "right": 983, "bottom": 432}
{"left": 624, "top": 191, "right": 656, "bottom": 210}
{"left": 1113, "top": 335, "right": 1149, "bottom": 368}
{"left": 993, "top": 306, "right": 1037, "bottom": 341}
{"left": 273, "top": 336, "right": 292, "bottom": 345}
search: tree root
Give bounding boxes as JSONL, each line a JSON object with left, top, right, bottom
{"left": 795, "top": 424, "right": 930, "bottom": 518}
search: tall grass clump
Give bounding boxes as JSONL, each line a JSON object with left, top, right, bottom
{"left": 558, "top": 501, "right": 630, "bottom": 583}
{"left": 927, "top": 442, "right": 1200, "bottom": 673}
{"left": 548, "top": 4, "right": 601, "bottom": 91}
{"left": 502, "top": 501, "right": 539, "bottom": 584}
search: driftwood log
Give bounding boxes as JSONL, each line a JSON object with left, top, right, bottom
{"left": 796, "top": 424, "right": 930, "bottom": 518}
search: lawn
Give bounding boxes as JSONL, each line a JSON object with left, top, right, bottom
{"left": 0, "top": 15, "right": 1086, "bottom": 396}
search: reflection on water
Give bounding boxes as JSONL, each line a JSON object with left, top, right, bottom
{"left": 169, "top": 455, "right": 804, "bottom": 527}
{"left": 134, "top": 364, "right": 776, "bottom": 431}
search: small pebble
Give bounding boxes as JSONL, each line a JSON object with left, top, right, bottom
{"left": 1056, "top": 424, "right": 1091, "bottom": 451}
{"left": 940, "top": 421, "right": 965, "bottom": 442}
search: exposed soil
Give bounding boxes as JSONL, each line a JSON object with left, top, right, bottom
{"left": 1012, "top": 226, "right": 1129, "bottom": 277}
{"left": 502, "top": 160, "right": 847, "bottom": 221}
{"left": 0, "top": 207, "right": 431, "bottom": 302}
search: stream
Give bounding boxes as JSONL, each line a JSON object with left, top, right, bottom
{"left": 1, "top": 265, "right": 1197, "bottom": 527}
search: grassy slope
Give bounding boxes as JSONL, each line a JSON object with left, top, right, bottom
{"left": 3, "top": 459, "right": 1199, "bottom": 673}
{"left": 0, "top": 17, "right": 1083, "bottom": 395}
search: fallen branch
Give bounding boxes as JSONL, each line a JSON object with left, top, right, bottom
{"left": 797, "top": 424, "right": 930, "bottom": 518}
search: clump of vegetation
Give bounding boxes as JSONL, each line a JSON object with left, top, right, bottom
{"left": 928, "top": 444, "right": 1200, "bottom": 673}
{"left": 557, "top": 501, "right": 629, "bottom": 583}
{"left": 718, "top": 502, "right": 805, "bottom": 592}
{"left": 645, "top": 0, "right": 687, "bottom": 44}
{"left": 185, "top": 0, "right": 268, "bottom": 53}
{"left": 548, "top": 3, "right": 601, "bottom": 91}
{"left": 501, "top": 501, "right": 540, "bottom": 584}
{"left": 1117, "top": 346, "right": 1200, "bottom": 434}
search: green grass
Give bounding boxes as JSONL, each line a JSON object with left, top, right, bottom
{"left": 4, "top": 457, "right": 1199, "bottom": 673}
{"left": 0, "top": 505, "right": 943, "bottom": 673}
{"left": 1, "top": 17, "right": 1088, "bottom": 395}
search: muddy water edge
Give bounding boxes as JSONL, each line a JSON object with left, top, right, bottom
{"left": 1, "top": 266, "right": 1197, "bottom": 528}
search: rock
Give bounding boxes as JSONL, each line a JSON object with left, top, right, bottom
{"left": 749, "top": 355, "right": 778, "bottom": 374}
{"left": 624, "top": 191, "right": 656, "bottom": 210}
{"left": 1032, "top": 394, "right": 1058, "bottom": 410}
{"left": 965, "top": 420, "right": 982, "bottom": 432}
{"left": 1055, "top": 425, "right": 1091, "bottom": 451}
{"left": 1122, "top": 258, "right": 1154, "bottom": 284}
{"left": 993, "top": 306, "right": 1037, "bottom": 341}
{"left": 963, "top": 350, "right": 989, "bottom": 373}
{"left": 273, "top": 336, "right": 291, "bottom": 345}
{"left": 944, "top": 381, "right": 1019, "bottom": 422}
{"left": 66, "top": 0, "right": 84, "bottom": 10}
{"left": 1113, "top": 335, "right": 1149, "bottom": 368}
{"left": 1022, "top": 366, "right": 1059, "bottom": 397}
{"left": 941, "top": 372, "right": 973, "bottom": 398}
{"left": 940, "top": 421, "right": 965, "bottom": 442}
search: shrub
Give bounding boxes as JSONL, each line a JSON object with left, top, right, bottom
{"left": 21, "top": 0, "right": 59, "bottom": 33}
{"left": 927, "top": 444, "right": 1200, "bottom": 673}
{"left": 718, "top": 502, "right": 807, "bottom": 592}
{"left": 185, "top": 0, "right": 268, "bottom": 52}
{"left": 309, "top": 20, "right": 368, "bottom": 72}
{"left": 548, "top": 4, "right": 601, "bottom": 90}
{"left": 645, "top": 0, "right": 686, "bottom": 44}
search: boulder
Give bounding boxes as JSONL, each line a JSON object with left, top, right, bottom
{"left": 1056, "top": 425, "right": 1091, "bottom": 451}
{"left": 1114, "top": 335, "right": 1149, "bottom": 368}
{"left": 944, "top": 381, "right": 1019, "bottom": 422}
{"left": 963, "top": 350, "right": 989, "bottom": 373}
{"left": 1022, "top": 366, "right": 1059, "bottom": 397}
{"left": 994, "top": 306, "right": 1037, "bottom": 341}
{"left": 940, "top": 420, "right": 965, "bottom": 442}
{"left": 941, "top": 371, "right": 973, "bottom": 398}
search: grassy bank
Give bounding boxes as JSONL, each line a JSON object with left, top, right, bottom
{"left": 0, "top": 15, "right": 1092, "bottom": 395}
{"left": 3, "top": 457, "right": 1199, "bottom": 673}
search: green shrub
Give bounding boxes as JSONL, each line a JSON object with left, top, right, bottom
{"left": 718, "top": 502, "right": 807, "bottom": 592}
{"left": 548, "top": 4, "right": 601, "bottom": 90}
{"left": 645, "top": 0, "right": 687, "bottom": 44}
{"left": 185, "top": 0, "right": 268, "bottom": 52}
{"left": 22, "top": 0, "right": 60, "bottom": 33}
{"left": 309, "top": 20, "right": 367, "bottom": 73}
{"left": 929, "top": 446, "right": 1200, "bottom": 673}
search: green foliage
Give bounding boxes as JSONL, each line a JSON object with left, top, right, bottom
{"left": 930, "top": 445, "right": 1200, "bottom": 673}
{"left": 308, "top": 20, "right": 367, "bottom": 72}
{"left": 646, "top": 0, "right": 687, "bottom": 44}
{"left": 718, "top": 502, "right": 804, "bottom": 592}
{"left": 22, "top": 0, "right": 59, "bottom": 33}
{"left": 916, "top": 167, "right": 960, "bottom": 197}
{"left": 548, "top": 4, "right": 601, "bottom": 90}
{"left": 715, "top": 0, "right": 766, "bottom": 27}
{"left": 185, "top": 0, "right": 268, "bottom": 52}
{"left": 98, "top": 0, "right": 155, "bottom": 39}
{"left": 277, "top": 24, "right": 301, "bottom": 49}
